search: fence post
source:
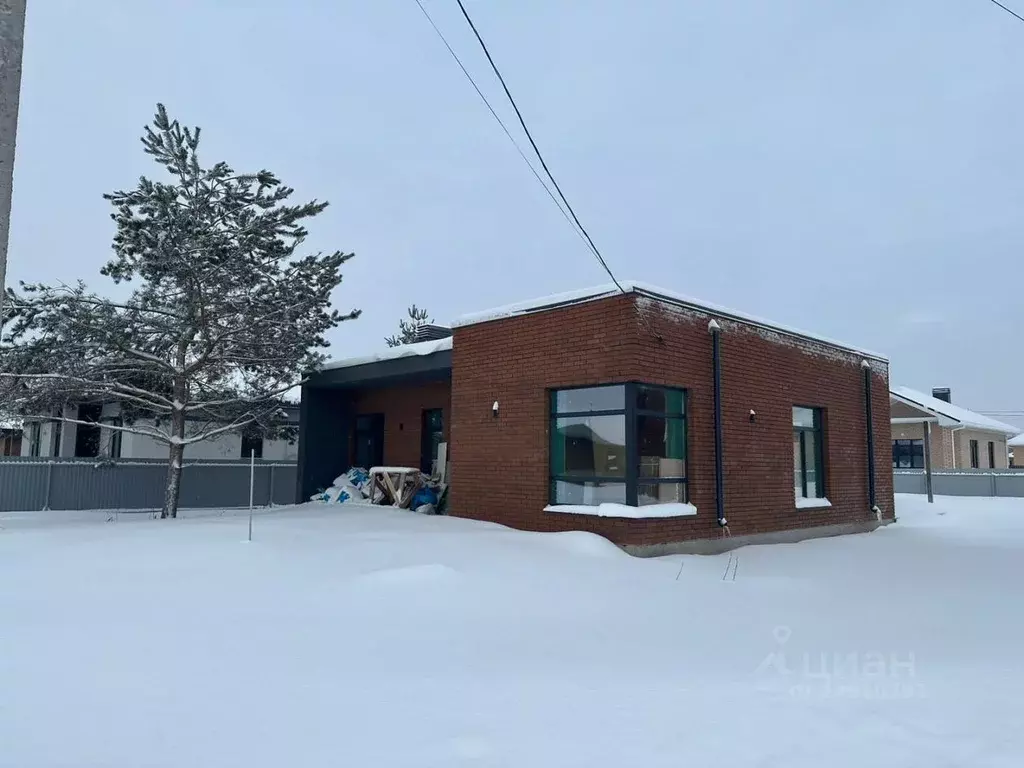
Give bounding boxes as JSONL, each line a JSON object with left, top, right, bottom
{"left": 42, "top": 460, "right": 54, "bottom": 511}
{"left": 991, "top": 472, "right": 998, "bottom": 498}
{"left": 268, "top": 464, "right": 275, "bottom": 507}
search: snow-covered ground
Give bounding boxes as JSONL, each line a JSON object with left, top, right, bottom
{"left": 1, "top": 495, "right": 1021, "bottom": 767}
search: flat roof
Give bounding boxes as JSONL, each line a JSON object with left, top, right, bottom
{"left": 320, "top": 337, "right": 452, "bottom": 372}
{"left": 452, "top": 281, "right": 887, "bottom": 362}
{"left": 310, "top": 337, "right": 452, "bottom": 388}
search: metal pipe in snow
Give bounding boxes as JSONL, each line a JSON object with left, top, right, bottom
{"left": 0, "top": 0, "right": 26, "bottom": 328}
{"left": 861, "top": 361, "right": 877, "bottom": 511}
{"left": 709, "top": 320, "right": 726, "bottom": 526}
{"left": 248, "top": 450, "right": 255, "bottom": 542}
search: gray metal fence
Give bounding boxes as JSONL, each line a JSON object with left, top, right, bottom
{"left": 0, "top": 457, "right": 297, "bottom": 512}
{"left": 895, "top": 469, "right": 1024, "bottom": 498}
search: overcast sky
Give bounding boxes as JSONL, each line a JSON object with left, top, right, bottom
{"left": 8, "top": 0, "right": 1024, "bottom": 409}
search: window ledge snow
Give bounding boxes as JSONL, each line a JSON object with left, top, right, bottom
{"left": 544, "top": 502, "right": 698, "bottom": 519}
{"left": 796, "top": 497, "right": 832, "bottom": 510}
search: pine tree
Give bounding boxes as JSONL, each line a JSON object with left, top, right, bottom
{"left": 385, "top": 305, "right": 431, "bottom": 347}
{"left": 0, "top": 105, "right": 359, "bottom": 518}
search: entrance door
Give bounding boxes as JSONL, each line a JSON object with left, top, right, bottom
{"left": 353, "top": 414, "right": 384, "bottom": 469}
{"left": 421, "top": 408, "right": 444, "bottom": 474}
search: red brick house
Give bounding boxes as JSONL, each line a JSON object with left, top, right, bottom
{"left": 297, "top": 283, "right": 893, "bottom": 554}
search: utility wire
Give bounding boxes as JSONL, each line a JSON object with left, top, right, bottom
{"left": 412, "top": 0, "right": 587, "bottom": 244}
{"left": 986, "top": 0, "right": 1024, "bottom": 24}
{"left": 452, "top": 0, "right": 625, "bottom": 293}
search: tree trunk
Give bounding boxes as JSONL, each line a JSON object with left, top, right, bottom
{"left": 161, "top": 408, "right": 186, "bottom": 519}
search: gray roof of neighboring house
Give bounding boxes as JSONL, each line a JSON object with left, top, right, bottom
{"left": 891, "top": 387, "right": 1021, "bottom": 436}
{"left": 1009, "top": 433, "right": 1024, "bottom": 448}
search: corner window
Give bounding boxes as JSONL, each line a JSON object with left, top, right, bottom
{"left": 892, "top": 439, "right": 924, "bottom": 469}
{"left": 988, "top": 441, "right": 996, "bottom": 469}
{"left": 793, "top": 406, "right": 825, "bottom": 501}
{"left": 549, "top": 384, "right": 687, "bottom": 506}
{"left": 970, "top": 439, "right": 980, "bottom": 469}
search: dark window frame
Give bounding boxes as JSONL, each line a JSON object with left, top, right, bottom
{"left": 241, "top": 431, "right": 264, "bottom": 460}
{"left": 549, "top": 382, "right": 688, "bottom": 507}
{"left": 970, "top": 439, "right": 980, "bottom": 469}
{"left": 988, "top": 441, "right": 996, "bottom": 469}
{"left": 420, "top": 408, "right": 444, "bottom": 474}
{"left": 793, "top": 405, "right": 826, "bottom": 500}
{"left": 52, "top": 418, "right": 63, "bottom": 458}
{"left": 28, "top": 422, "right": 41, "bottom": 457}
{"left": 892, "top": 438, "right": 925, "bottom": 469}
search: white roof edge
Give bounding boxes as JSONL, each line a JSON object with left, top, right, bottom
{"left": 890, "top": 391, "right": 961, "bottom": 428}
{"left": 890, "top": 387, "right": 1021, "bottom": 435}
{"left": 1008, "top": 433, "right": 1024, "bottom": 447}
{"left": 452, "top": 281, "right": 887, "bottom": 362}
{"left": 320, "top": 336, "right": 453, "bottom": 372}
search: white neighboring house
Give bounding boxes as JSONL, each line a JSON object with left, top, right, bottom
{"left": 1010, "top": 433, "right": 1024, "bottom": 468}
{"left": 19, "top": 402, "right": 298, "bottom": 461}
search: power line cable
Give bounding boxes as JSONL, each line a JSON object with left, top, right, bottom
{"left": 986, "top": 0, "right": 1024, "bottom": 24}
{"left": 452, "top": 0, "right": 625, "bottom": 293}
{"left": 412, "top": 0, "right": 588, "bottom": 244}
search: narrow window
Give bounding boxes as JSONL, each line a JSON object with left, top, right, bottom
{"left": 29, "top": 422, "right": 41, "bottom": 457}
{"left": 793, "top": 406, "right": 825, "bottom": 501}
{"left": 988, "top": 441, "right": 996, "bottom": 469}
{"left": 970, "top": 439, "right": 980, "bottom": 469}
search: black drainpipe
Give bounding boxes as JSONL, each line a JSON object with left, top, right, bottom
{"left": 862, "top": 360, "right": 877, "bottom": 510}
{"left": 709, "top": 320, "right": 726, "bottom": 526}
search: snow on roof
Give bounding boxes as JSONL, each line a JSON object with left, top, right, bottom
{"left": 321, "top": 336, "right": 452, "bottom": 371}
{"left": 1009, "top": 433, "right": 1024, "bottom": 447}
{"left": 452, "top": 281, "right": 886, "bottom": 361}
{"left": 890, "top": 387, "right": 1021, "bottom": 435}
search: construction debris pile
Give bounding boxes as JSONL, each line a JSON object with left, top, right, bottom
{"left": 312, "top": 465, "right": 447, "bottom": 515}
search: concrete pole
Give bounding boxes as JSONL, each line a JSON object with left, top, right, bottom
{"left": 0, "top": 0, "right": 26, "bottom": 327}
{"left": 923, "top": 420, "right": 934, "bottom": 503}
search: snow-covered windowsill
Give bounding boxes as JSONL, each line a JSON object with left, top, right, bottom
{"left": 796, "top": 497, "right": 832, "bottom": 510}
{"left": 544, "top": 502, "right": 698, "bottom": 519}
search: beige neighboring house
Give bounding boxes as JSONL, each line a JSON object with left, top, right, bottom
{"left": 890, "top": 387, "right": 1019, "bottom": 470}
{"left": 1010, "top": 433, "right": 1024, "bottom": 468}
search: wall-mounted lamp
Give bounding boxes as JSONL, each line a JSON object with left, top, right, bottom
{"left": 492, "top": 401, "right": 499, "bottom": 418}
{"left": 749, "top": 409, "right": 757, "bottom": 423}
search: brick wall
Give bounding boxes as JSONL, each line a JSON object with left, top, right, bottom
{"left": 450, "top": 293, "right": 893, "bottom": 546}
{"left": 351, "top": 381, "right": 451, "bottom": 470}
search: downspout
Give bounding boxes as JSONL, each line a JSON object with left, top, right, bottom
{"left": 709, "top": 320, "right": 726, "bottom": 527}
{"left": 948, "top": 424, "right": 965, "bottom": 469}
{"left": 861, "top": 360, "right": 878, "bottom": 516}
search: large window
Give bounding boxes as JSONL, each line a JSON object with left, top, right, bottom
{"left": 970, "top": 439, "right": 980, "bottom": 469}
{"left": 892, "top": 439, "right": 924, "bottom": 469}
{"left": 793, "top": 406, "right": 825, "bottom": 501}
{"left": 549, "top": 384, "right": 687, "bottom": 506}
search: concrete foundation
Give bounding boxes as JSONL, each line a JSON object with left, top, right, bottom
{"left": 623, "top": 518, "right": 893, "bottom": 557}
